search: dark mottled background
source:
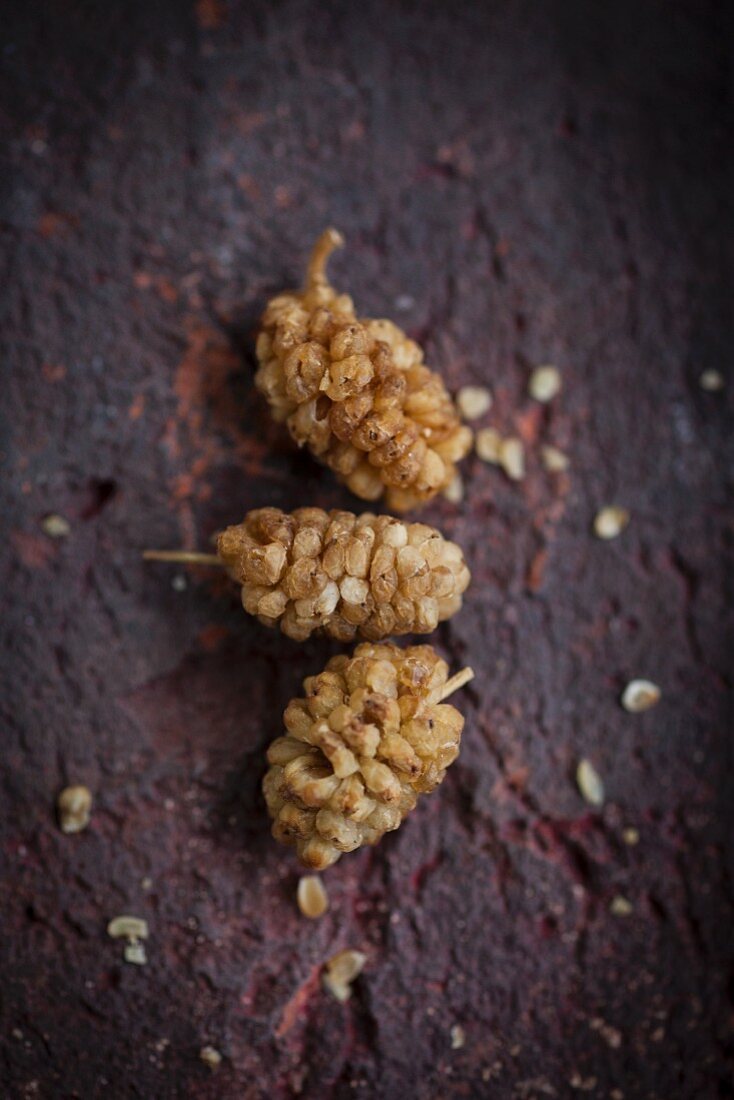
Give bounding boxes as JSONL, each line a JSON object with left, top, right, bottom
{"left": 1, "top": 1, "right": 732, "bottom": 1097}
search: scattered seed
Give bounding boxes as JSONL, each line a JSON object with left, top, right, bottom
{"left": 200, "top": 1046, "right": 222, "bottom": 1070}
{"left": 499, "top": 437, "right": 525, "bottom": 481}
{"left": 123, "top": 941, "right": 147, "bottom": 965}
{"left": 322, "top": 949, "right": 366, "bottom": 1002}
{"left": 576, "top": 759, "right": 604, "bottom": 807}
{"left": 622, "top": 827, "right": 640, "bottom": 846}
{"left": 610, "top": 895, "right": 633, "bottom": 916}
{"left": 699, "top": 369, "right": 724, "bottom": 392}
{"left": 621, "top": 679, "right": 661, "bottom": 713}
{"left": 297, "top": 875, "right": 329, "bottom": 919}
{"left": 450, "top": 1024, "right": 466, "bottom": 1050}
{"left": 541, "top": 445, "right": 570, "bottom": 472}
{"left": 107, "top": 915, "right": 149, "bottom": 941}
{"left": 475, "top": 427, "right": 503, "bottom": 464}
{"left": 528, "top": 365, "right": 561, "bottom": 402}
{"left": 42, "top": 514, "right": 71, "bottom": 538}
{"left": 457, "top": 385, "right": 492, "bottom": 420}
{"left": 442, "top": 473, "right": 464, "bottom": 504}
{"left": 57, "top": 785, "right": 92, "bottom": 834}
{"left": 593, "top": 506, "right": 629, "bottom": 540}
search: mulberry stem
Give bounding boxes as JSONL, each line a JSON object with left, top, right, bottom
{"left": 142, "top": 549, "right": 222, "bottom": 566}
{"left": 306, "top": 227, "right": 344, "bottom": 289}
{"left": 434, "top": 667, "right": 475, "bottom": 704}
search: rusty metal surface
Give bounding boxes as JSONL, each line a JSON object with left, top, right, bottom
{"left": 1, "top": 1, "right": 732, "bottom": 1097}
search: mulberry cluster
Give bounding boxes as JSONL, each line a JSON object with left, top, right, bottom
{"left": 217, "top": 506, "right": 470, "bottom": 642}
{"left": 255, "top": 229, "right": 473, "bottom": 511}
{"left": 262, "top": 643, "right": 469, "bottom": 869}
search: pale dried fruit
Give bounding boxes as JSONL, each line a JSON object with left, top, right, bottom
{"left": 263, "top": 643, "right": 474, "bottom": 868}
{"left": 622, "top": 826, "right": 640, "bottom": 846}
{"left": 576, "top": 759, "right": 604, "bottom": 807}
{"left": 200, "top": 1046, "right": 223, "bottom": 1070}
{"left": 107, "top": 915, "right": 149, "bottom": 941}
{"left": 297, "top": 875, "right": 329, "bottom": 919}
{"left": 528, "top": 365, "right": 561, "bottom": 402}
{"left": 254, "top": 229, "right": 473, "bottom": 511}
{"left": 450, "top": 1025, "right": 466, "bottom": 1049}
{"left": 123, "top": 941, "right": 147, "bottom": 965}
{"left": 475, "top": 427, "right": 503, "bottom": 464}
{"left": 610, "top": 895, "right": 633, "bottom": 916}
{"left": 42, "top": 513, "right": 71, "bottom": 538}
{"left": 216, "top": 507, "right": 470, "bottom": 642}
{"left": 322, "top": 949, "right": 366, "bottom": 1002}
{"left": 499, "top": 437, "right": 525, "bottom": 481}
{"left": 442, "top": 474, "right": 464, "bottom": 504}
{"left": 699, "top": 369, "right": 724, "bottom": 392}
{"left": 621, "top": 679, "right": 661, "bottom": 713}
{"left": 57, "top": 785, "right": 92, "bottom": 834}
{"left": 541, "top": 445, "right": 569, "bottom": 472}
{"left": 456, "top": 385, "right": 492, "bottom": 420}
{"left": 593, "top": 506, "right": 629, "bottom": 540}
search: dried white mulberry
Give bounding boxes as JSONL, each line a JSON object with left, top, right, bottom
{"left": 217, "top": 506, "right": 470, "bottom": 642}
{"left": 254, "top": 230, "right": 473, "bottom": 511}
{"left": 263, "top": 643, "right": 473, "bottom": 869}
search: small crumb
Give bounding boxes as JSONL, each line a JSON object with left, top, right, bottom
{"left": 621, "top": 679, "right": 661, "bottom": 713}
{"left": 200, "top": 1045, "right": 222, "bottom": 1070}
{"left": 42, "top": 514, "right": 71, "bottom": 539}
{"left": 541, "top": 444, "right": 570, "bottom": 472}
{"left": 528, "top": 365, "right": 561, "bottom": 402}
{"left": 699, "top": 369, "right": 724, "bottom": 392}
{"left": 442, "top": 474, "right": 464, "bottom": 504}
{"left": 623, "top": 827, "right": 640, "bottom": 846}
{"left": 123, "top": 941, "right": 147, "bottom": 965}
{"left": 593, "top": 506, "right": 629, "bottom": 540}
{"left": 107, "top": 915, "right": 149, "bottom": 941}
{"left": 57, "top": 785, "right": 92, "bottom": 834}
{"left": 142, "top": 877, "right": 154, "bottom": 890}
{"left": 576, "top": 759, "right": 605, "bottom": 807}
{"left": 171, "top": 574, "right": 187, "bottom": 592}
{"left": 610, "top": 895, "right": 633, "bottom": 916}
{"left": 394, "top": 294, "right": 414, "bottom": 312}
{"left": 450, "top": 1024, "right": 466, "bottom": 1050}
{"left": 12, "top": 1028, "right": 23, "bottom": 1040}
{"left": 475, "top": 427, "right": 503, "bottom": 464}
{"left": 297, "top": 875, "right": 328, "bottom": 919}
{"left": 499, "top": 437, "right": 525, "bottom": 481}
{"left": 457, "top": 385, "right": 492, "bottom": 420}
{"left": 322, "top": 949, "right": 366, "bottom": 1002}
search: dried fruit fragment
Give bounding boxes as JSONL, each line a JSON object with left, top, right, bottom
{"left": 254, "top": 230, "right": 473, "bottom": 511}
{"left": 123, "top": 941, "right": 147, "bottom": 965}
{"left": 263, "top": 643, "right": 474, "bottom": 868}
{"left": 621, "top": 679, "right": 661, "bottom": 712}
{"left": 200, "top": 1046, "right": 223, "bottom": 1069}
{"left": 450, "top": 1024, "right": 466, "bottom": 1049}
{"left": 107, "top": 915, "right": 149, "bottom": 941}
{"left": 610, "top": 895, "right": 633, "bottom": 916}
{"left": 456, "top": 385, "right": 492, "bottom": 420}
{"left": 475, "top": 427, "right": 503, "bottom": 464}
{"left": 541, "top": 445, "right": 570, "bottom": 472}
{"left": 57, "top": 785, "right": 92, "bottom": 834}
{"left": 499, "top": 437, "right": 525, "bottom": 481}
{"left": 528, "top": 365, "right": 561, "bottom": 402}
{"left": 576, "top": 759, "right": 604, "bottom": 807}
{"left": 593, "top": 506, "right": 629, "bottom": 540}
{"left": 322, "top": 949, "right": 366, "bottom": 1002}
{"left": 215, "top": 507, "right": 470, "bottom": 642}
{"left": 699, "top": 369, "right": 724, "bottom": 392}
{"left": 297, "top": 875, "right": 329, "bottom": 919}
{"left": 42, "top": 514, "right": 71, "bottom": 538}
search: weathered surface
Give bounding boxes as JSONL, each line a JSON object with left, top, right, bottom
{"left": 1, "top": 2, "right": 732, "bottom": 1097}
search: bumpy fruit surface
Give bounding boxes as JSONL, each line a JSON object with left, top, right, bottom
{"left": 254, "top": 229, "right": 473, "bottom": 511}
{"left": 262, "top": 643, "right": 468, "bottom": 869}
{"left": 217, "top": 507, "right": 470, "bottom": 642}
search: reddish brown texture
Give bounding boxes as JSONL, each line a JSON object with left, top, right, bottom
{"left": 1, "top": 1, "right": 733, "bottom": 1098}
